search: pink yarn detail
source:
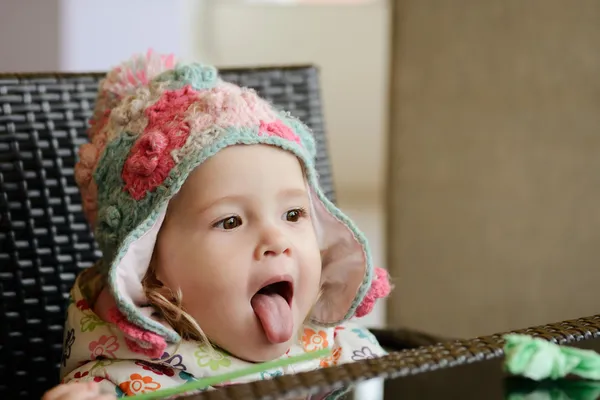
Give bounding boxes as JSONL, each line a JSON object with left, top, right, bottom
{"left": 259, "top": 120, "right": 301, "bottom": 144}
{"left": 184, "top": 85, "right": 280, "bottom": 134}
{"left": 108, "top": 307, "right": 167, "bottom": 359}
{"left": 354, "top": 267, "right": 391, "bottom": 318}
{"left": 122, "top": 86, "right": 200, "bottom": 200}
{"left": 124, "top": 131, "right": 168, "bottom": 177}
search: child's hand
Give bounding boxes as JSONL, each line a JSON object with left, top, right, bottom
{"left": 42, "top": 381, "right": 116, "bottom": 400}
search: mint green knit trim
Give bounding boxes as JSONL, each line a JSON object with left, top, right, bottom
{"left": 104, "top": 125, "right": 371, "bottom": 340}
{"left": 93, "top": 133, "right": 138, "bottom": 260}
{"left": 279, "top": 111, "right": 317, "bottom": 159}
{"left": 154, "top": 63, "right": 218, "bottom": 91}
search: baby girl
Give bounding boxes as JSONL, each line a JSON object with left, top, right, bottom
{"left": 43, "top": 50, "right": 391, "bottom": 399}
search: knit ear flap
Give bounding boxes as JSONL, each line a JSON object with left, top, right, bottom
{"left": 306, "top": 181, "right": 392, "bottom": 325}
{"left": 307, "top": 185, "right": 380, "bottom": 326}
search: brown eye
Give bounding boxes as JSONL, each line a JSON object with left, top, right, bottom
{"left": 215, "top": 216, "right": 242, "bottom": 230}
{"left": 285, "top": 209, "right": 305, "bottom": 222}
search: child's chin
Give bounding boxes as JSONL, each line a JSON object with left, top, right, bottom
{"left": 233, "top": 340, "right": 291, "bottom": 363}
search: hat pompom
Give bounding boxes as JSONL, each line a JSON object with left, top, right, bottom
{"left": 88, "top": 49, "right": 177, "bottom": 141}
{"left": 102, "top": 49, "right": 176, "bottom": 101}
{"left": 354, "top": 267, "right": 391, "bottom": 318}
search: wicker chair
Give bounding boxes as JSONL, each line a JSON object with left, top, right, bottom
{"left": 0, "top": 67, "right": 444, "bottom": 399}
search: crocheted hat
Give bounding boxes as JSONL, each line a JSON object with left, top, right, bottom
{"left": 75, "top": 50, "right": 390, "bottom": 355}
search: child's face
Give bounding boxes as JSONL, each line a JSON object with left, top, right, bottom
{"left": 153, "top": 144, "right": 322, "bottom": 361}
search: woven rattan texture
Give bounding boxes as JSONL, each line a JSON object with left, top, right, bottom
{"left": 0, "top": 67, "right": 334, "bottom": 399}
{"left": 189, "top": 314, "right": 600, "bottom": 400}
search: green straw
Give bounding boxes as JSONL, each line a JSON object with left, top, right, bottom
{"left": 133, "top": 348, "right": 332, "bottom": 399}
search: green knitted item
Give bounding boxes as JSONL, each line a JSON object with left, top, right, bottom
{"left": 504, "top": 334, "right": 600, "bottom": 381}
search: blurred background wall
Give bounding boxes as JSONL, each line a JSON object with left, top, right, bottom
{"left": 0, "top": 0, "right": 62, "bottom": 72}
{"left": 387, "top": 0, "right": 600, "bottom": 338}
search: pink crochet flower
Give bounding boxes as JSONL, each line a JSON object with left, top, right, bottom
{"left": 354, "top": 267, "right": 392, "bottom": 318}
{"left": 108, "top": 307, "right": 167, "bottom": 359}
{"left": 259, "top": 120, "right": 300, "bottom": 144}
{"left": 122, "top": 86, "right": 200, "bottom": 200}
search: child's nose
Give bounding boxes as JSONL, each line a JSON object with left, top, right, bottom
{"left": 255, "top": 226, "right": 291, "bottom": 259}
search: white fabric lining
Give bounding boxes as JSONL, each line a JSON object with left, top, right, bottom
{"left": 114, "top": 205, "right": 178, "bottom": 334}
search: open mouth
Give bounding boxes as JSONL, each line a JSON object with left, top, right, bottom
{"left": 255, "top": 279, "right": 294, "bottom": 306}
{"left": 251, "top": 276, "right": 295, "bottom": 344}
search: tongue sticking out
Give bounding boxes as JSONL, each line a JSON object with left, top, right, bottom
{"left": 251, "top": 289, "right": 293, "bottom": 344}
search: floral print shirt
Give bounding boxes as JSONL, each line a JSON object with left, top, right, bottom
{"left": 60, "top": 273, "right": 387, "bottom": 398}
